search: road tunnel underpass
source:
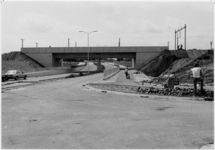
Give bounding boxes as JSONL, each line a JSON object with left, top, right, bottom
{"left": 52, "top": 52, "right": 136, "bottom": 70}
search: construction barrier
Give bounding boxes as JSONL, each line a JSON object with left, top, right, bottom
{"left": 103, "top": 67, "right": 120, "bottom": 80}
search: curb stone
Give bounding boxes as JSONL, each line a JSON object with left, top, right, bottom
{"left": 103, "top": 69, "right": 120, "bottom": 80}
{"left": 84, "top": 84, "right": 205, "bottom": 101}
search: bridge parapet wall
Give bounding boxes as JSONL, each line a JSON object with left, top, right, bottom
{"left": 22, "top": 46, "right": 167, "bottom": 53}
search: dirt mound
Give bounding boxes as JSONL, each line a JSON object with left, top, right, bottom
{"left": 161, "top": 58, "right": 196, "bottom": 75}
{"left": 160, "top": 50, "right": 213, "bottom": 84}
{"left": 186, "top": 49, "right": 208, "bottom": 58}
{"left": 170, "top": 49, "right": 189, "bottom": 58}
{"left": 2, "top": 61, "right": 45, "bottom": 73}
{"left": 173, "top": 51, "right": 213, "bottom": 84}
{"left": 2, "top": 51, "right": 46, "bottom": 73}
{"left": 140, "top": 49, "right": 213, "bottom": 83}
{"left": 139, "top": 50, "right": 179, "bottom": 77}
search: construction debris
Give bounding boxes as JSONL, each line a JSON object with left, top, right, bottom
{"left": 136, "top": 86, "right": 214, "bottom": 99}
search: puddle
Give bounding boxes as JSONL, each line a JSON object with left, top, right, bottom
{"left": 28, "top": 119, "right": 37, "bottom": 122}
{"left": 156, "top": 106, "right": 172, "bottom": 111}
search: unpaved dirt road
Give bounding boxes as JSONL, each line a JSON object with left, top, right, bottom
{"left": 2, "top": 73, "right": 213, "bottom": 149}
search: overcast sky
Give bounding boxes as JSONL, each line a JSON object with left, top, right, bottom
{"left": 1, "top": 1, "right": 214, "bottom": 53}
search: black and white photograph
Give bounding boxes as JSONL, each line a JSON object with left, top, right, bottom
{"left": 1, "top": 0, "right": 214, "bottom": 149}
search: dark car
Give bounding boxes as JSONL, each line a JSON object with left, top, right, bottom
{"left": 3, "top": 70, "right": 27, "bottom": 81}
{"left": 2, "top": 74, "right": 7, "bottom": 82}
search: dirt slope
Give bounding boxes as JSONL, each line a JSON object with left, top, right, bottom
{"left": 2, "top": 51, "right": 46, "bottom": 73}
{"left": 139, "top": 50, "right": 180, "bottom": 77}
{"left": 161, "top": 58, "right": 196, "bottom": 76}
{"left": 161, "top": 50, "right": 214, "bottom": 84}
{"left": 140, "top": 49, "right": 213, "bottom": 84}
{"left": 2, "top": 61, "right": 48, "bottom": 74}
{"left": 186, "top": 49, "right": 208, "bottom": 58}
{"left": 171, "top": 51, "right": 214, "bottom": 84}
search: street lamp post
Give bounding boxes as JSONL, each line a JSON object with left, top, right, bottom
{"left": 21, "top": 39, "right": 24, "bottom": 48}
{"left": 79, "top": 30, "right": 98, "bottom": 74}
{"left": 36, "top": 42, "right": 38, "bottom": 48}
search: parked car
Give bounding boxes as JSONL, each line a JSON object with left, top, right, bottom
{"left": 2, "top": 74, "right": 6, "bottom": 82}
{"left": 3, "top": 70, "right": 27, "bottom": 81}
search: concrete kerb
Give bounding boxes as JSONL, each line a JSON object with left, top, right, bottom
{"left": 103, "top": 69, "right": 120, "bottom": 80}
{"left": 86, "top": 70, "right": 206, "bottom": 101}
{"left": 84, "top": 84, "right": 205, "bottom": 101}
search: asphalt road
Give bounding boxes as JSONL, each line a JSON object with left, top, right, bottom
{"left": 2, "top": 73, "right": 214, "bottom": 149}
{"left": 2, "top": 62, "right": 115, "bottom": 85}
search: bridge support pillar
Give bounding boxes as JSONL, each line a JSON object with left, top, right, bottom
{"left": 52, "top": 58, "right": 61, "bottom": 67}
{"left": 61, "top": 59, "right": 64, "bottom": 67}
{"left": 132, "top": 58, "right": 135, "bottom": 68}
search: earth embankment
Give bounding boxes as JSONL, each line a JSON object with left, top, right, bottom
{"left": 140, "top": 49, "right": 213, "bottom": 84}
{"left": 2, "top": 51, "right": 46, "bottom": 73}
{"left": 139, "top": 50, "right": 179, "bottom": 77}
{"left": 170, "top": 50, "right": 214, "bottom": 84}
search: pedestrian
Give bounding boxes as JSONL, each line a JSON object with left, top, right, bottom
{"left": 177, "top": 45, "right": 180, "bottom": 50}
{"left": 180, "top": 44, "right": 183, "bottom": 50}
{"left": 124, "top": 67, "right": 129, "bottom": 79}
{"left": 189, "top": 63, "right": 204, "bottom": 96}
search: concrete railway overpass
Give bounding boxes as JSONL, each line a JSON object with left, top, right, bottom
{"left": 21, "top": 46, "right": 168, "bottom": 70}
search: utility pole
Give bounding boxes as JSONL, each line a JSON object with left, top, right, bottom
{"left": 175, "top": 24, "right": 186, "bottom": 50}
{"left": 210, "top": 41, "right": 213, "bottom": 50}
{"left": 35, "top": 42, "right": 38, "bottom": 48}
{"left": 175, "top": 30, "right": 176, "bottom": 50}
{"left": 184, "top": 24, "right": 186, "bottom": 50}
{"left": 68, "top": 38, "right": 70, "bottom": 47}
{"left": 118, "top": 38, "right": 120, "bottom": 47}
{"left": 167, "top": 41, "right": 169, "bottom": 50}
{"left": 21, "top": 39, "right": 24, "bottom": 48}
{"left": 177, "top": 32, "right": 180, "bottom": 49}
